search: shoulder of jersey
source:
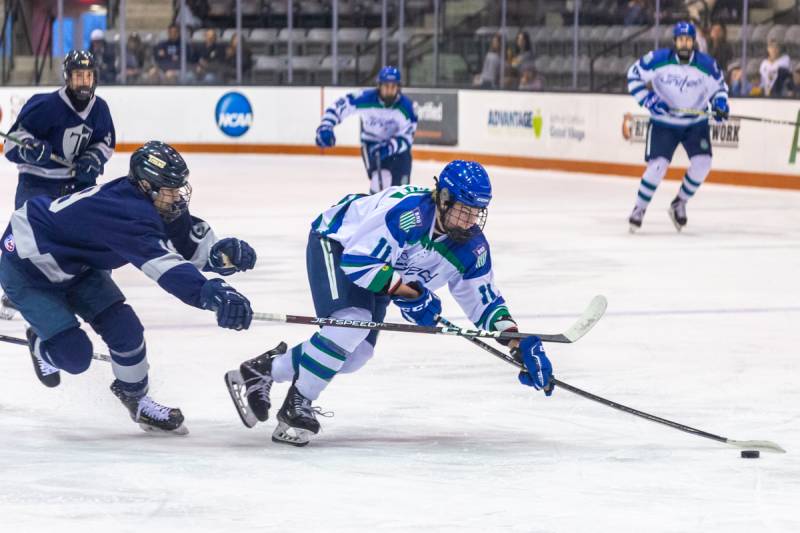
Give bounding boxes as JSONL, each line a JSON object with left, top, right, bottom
{"left": 396, "top": 94, "right": 418, "bottom": 121}
{"left": 384, "top": 191, "right": 435, "bottom": 246}
{"left": 350, "top": 88, "right": 381, "bottom": 106}
{"left": 692, "top": 51, "right": 722, "bottom": 76}
{"left": 448, "top": 231, "right": 492, "bottom": 280}
{"left": 639, "top": 48, "right": 674, "bottom": 69}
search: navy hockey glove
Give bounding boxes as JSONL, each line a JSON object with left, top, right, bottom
{"left": 315, "top": 125, "right": 336, "bottom": 147}
{"left": 207, "top": 238, "right": 257, "bottom": 276}
{"left": 711, "top": 95, "right": 729, "bottom": 122}
{"left": 368, "top": 139, "right": 398, "bottom": 166}
{"left": 392, "top": 283, "right": 442, "bottom": 327}
{"left": 642, "top": 91, "right": 670, "bottom": 116}
{"left": 74, "top": 151, "right": 103, "bottom": 185}
{"left": 19, "top": 139, "right": 52, "bottom": 166}
{"left": 515, "top": 336, "right": 554, "bottom": 396}
{"left": 200, "top": 278, "right": 253, "bottom": 330}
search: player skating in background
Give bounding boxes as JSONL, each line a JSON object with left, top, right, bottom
{"left": 0, "top": 142, "right": 255, "bottom": 434}
{"left": 1, "top": 50, "right": 116, "bottom": 319}
{"left": 226, "top": 160, "right": 554, "bottom": 447}
{"left": 626, "top": 21, "right": 729, "bottom": 232}
{"left": 315, "top": 66, "right": 418, "bottom": 194}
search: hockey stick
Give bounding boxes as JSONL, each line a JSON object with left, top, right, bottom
{"left": 252, "top": 295, "right": 607, "bottom": 343}
{"left": 0, "top": 333, "right": 111, "bottom": 362}
{"left": 673, "top": 108, "right": 799, "bottom": 127}
{"left": 0, "top": 130, "right": 75, "bottom": 169}
{"left": 438, "top": 317, "right": 786, "bottom": 454}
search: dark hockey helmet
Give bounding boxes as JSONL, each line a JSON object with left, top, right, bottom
{"left": 129, "top": 141, "right": 192, "bottom": 222}
{"left": 63, "top": 50, "right": 98, "bottom": 102}
{"left": 434, "top": 160, "right": 492, "bottom": 243}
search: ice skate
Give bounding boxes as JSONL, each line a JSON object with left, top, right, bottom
{"left": 225, "top": 341, "right": 287, "bottom": 428}
{"left": 668, "top": 196, "right": 688, "bottom": 231}
{"left": 0, "top": 293, "right": 17, "bottom": 320}
{"left": 272, "top": 383, "right": 321, "bottom": 447}
{"left": 628, "top": 206, "right": 646, "bottom": 233}
{"left": 26, "top": 328, "right": 61, "bottom": 388}
{"left": 110, "top": 379, "right": 188, "bottom": 435}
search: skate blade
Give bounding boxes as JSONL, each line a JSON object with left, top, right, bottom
{"left": 224, "top": 370, "right": 259, "bottom": 429}
{"left": 628, "top": 223, "right": 640, "bottom": 234}
{"left": 138, "top": 422, "right": 189, "bottom": 436}
{"left": 667, "top": 209, "right": 684, "bottom": 232}
{"left": 272, "top": 421, "right": 315, "bottom": 447}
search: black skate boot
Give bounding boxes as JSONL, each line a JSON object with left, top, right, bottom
{"left": 225, "top": 342, "right": 287, "bottom": 428}
{"left": 628, "top": 206, "right": 646, "bottom": 233}
{"left": 110, "top": 379, "right": 188, "bottom": 435}
{"left": 668, "top": 196, "right": 688, "bottom": 231}
{"left": 26, "top": 328, "right": 60, "bottom": 388}
{"left": 1, "top": 293, "right": 18, "bottom": 320}
{"left": 272, "top": 383, "right": 321, "bottom": 447}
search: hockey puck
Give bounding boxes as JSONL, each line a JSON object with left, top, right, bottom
{"left": 741, "top": 450, "right": 760, "bottom": 459}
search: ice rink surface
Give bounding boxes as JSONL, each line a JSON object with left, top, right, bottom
{"left": 1, "top": 154, "right": 799, "bottom": 532}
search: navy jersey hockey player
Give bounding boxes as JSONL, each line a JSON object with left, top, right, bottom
{"left": 626, "top": 21, "right": 729, "bottom": 232}
{"left": 0, "top": 142, "right": 255, "bottom": 434}
{"left": 225, "top": 160, "right": 554, "bottom": 447}
{"left": 315, "top": 66, "right": 418, "bottom": 194}
{"left": 4, "top": 50, "right": 116, "bottom": 208}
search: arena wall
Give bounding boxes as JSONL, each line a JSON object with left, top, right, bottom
{"left": 1, "top": 86, "right": 797, "bottom": 189}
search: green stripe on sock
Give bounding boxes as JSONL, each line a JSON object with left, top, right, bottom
{"left": 310, "top": 334, "right": 347, "bottom": 361}
{"left": 300, "top": 353, "right": 337, "bottom": 381}
{"left": 640, "top": 179, "right": 657, "bottom": 191}
{"left": 684, "top": 174, "right": 701, "bottom": 187}
{"left": 637, "top": 190, "right": 653, "bottom": 202}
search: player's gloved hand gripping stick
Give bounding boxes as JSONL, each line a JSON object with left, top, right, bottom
{"left": 0, "top": 130, "right": 75, "bottom": 170}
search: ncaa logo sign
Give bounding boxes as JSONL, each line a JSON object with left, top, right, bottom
{"left": 215, "top": 92, "right": 253, "bottom": 137}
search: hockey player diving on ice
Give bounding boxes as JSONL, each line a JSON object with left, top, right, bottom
{"left": 626, "top": 21, "right": 729, "bottom": 232}
{"left": 0, "top": 142, "right": 256, "bottom": 435}
{"left": 315, "top": 66, "right": 418, "bottom": 194}
{"left": 225, "top": 160, "right": 554, "bottom": 447}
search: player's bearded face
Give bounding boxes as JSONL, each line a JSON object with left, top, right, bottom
{"left": 675, "top": 35, "right": 694, "bottom": 60}
{"left": 379, "top": 83, "right": 399, "bottom": 104}
{"left": 69, "top": 69, "right": 95, "bottom": 100}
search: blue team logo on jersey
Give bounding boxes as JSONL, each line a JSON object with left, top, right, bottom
{"left": 215, "top": 92, "right": 253, "bottom": 137}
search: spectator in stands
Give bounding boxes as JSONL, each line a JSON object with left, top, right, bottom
{"left": 771, "top": 63, "right": 798, "bottom": 98}
{"left": 693, "top": 23, "right": 708, "bottom": 53}
{"left": 175, "top": 0, "right": 206, "bottom": 31}
{"left": 624, "top": 0, "right": 649, "bottom": 26}
{"left": 149, "top": 24, "right": 190, "bottom": 84}
{"left": 780, "top": 64, "right": 800, "bottom": 98}
{"left": 90, "top": 29, "right": 117, "bottom": 84}
{"left": 122, "top": 32, "right": 146, "bottom": 83}
{"left": 476, "top": 33, "right": 501, "bottom": 89}
{"left": 759, "top": 39, "right": 791, "bottom": 96}
{"left": 727, "top": 61, "right": 751, "bottom": 96}
{"left": 194, "top": 29, "right": 224, "bottom": 83}
{"left": 220, "top": 33, "right": 253, "bottom": 83}
{"left": 707, "top": 22, "right": 732, "bottom": 73}
{"left": 518, "top": 65, "right": 543, "bottom": 91}
{"left": 511, "top": 31, "right": 534, "bottom": 74}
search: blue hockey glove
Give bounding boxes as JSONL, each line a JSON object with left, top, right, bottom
{"left": 642, "top": 91, "right": 670, "bottom": 116}
{"left": 73, "top": 151, "right": 103, "bottom": 185}
{"left": 392, "top": 283, "right": 442, "bottom": 327}
{"left": 711, "top": 95, "right": 729, "bottom": 122}
{"left": 368, "top": 139, "right": 397, "bottom": 166}
{"left": 315, "top": 125, "right": 336, "bottom": 148}
{"left": 19, "top": 139, "right": 52, "bottom": 166}
{"left": 207, "top": 238, "right": 257, "bottom": 276}
{"left": 515, "top": 336, "right": 554, "bottom": 396}
{"left": 200, "top": 278, "right": 253, "bottom": 330}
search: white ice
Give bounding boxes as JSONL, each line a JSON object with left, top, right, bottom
{"left": 1, "top": 154, "right": 799, "bottom": 532}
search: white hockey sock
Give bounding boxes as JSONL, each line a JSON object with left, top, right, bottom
{"left": 677, "top": 154, "right": 711, "bottom": 202}
{"left": 110, "top": 340, "right": 149, "bottom": 386}
{"left": 635, "top": 157, "right": 669, "bottom": 209}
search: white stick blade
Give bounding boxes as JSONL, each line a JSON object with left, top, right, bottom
{"left": 563, "top": 295, "right": 608, "bottom": 342}
{"left": 726, "top": 439, "right": 786, "bottom": 454}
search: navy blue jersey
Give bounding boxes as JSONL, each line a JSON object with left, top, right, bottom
{"left": 3, "top": 88, "right": 116, "bottom": 183}
{"left": 2, "top": 177, "right": 207, "bottom": 308}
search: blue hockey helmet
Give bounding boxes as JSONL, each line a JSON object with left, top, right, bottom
{"left": 63, "top": 50, "right": 98, "bottom": 103}
{"left": 673, "top": 21, "right": 697, "bottom": 40}
{"left": 435, "top": 160, "right": 492, "bottom": 242}
{"left": 377, "top": 65, "right": 402, "bottom": 85}
{"left": 129, "top": 141, "right": 192, "bottom": 222}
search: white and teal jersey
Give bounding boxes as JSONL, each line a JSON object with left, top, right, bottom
{"left": 320, "top": 88, "right": 417, "bottom": 152}
{"left": 311, "top": 185, "right": 513, "bottom": 332}
{"left": 627, "top": 48, "right": 728, "bottom": 127}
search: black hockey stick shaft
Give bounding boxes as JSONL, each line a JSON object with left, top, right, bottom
{"left": 0, "top": 334, "right": 111, "bottom": 362}
{"left": 673, "top": 108, "right": 799, "bottom": 127}
{"left": 0, "top": 130, "right": 75, "bottom": 168}
{"left": 438, "top": 317, "right": 785, "bottom": 453}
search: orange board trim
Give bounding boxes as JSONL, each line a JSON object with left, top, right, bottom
{"left": 114, "top": 142, "right": 800, "bottom": 190}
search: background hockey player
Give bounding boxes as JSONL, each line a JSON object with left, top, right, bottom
{"left": 626, "top": 21, "right": 729, "bottom": 232}
{"left": 1, "top": 50, "right": 116, "bottom": 319}
{"left": 226, "top": 160, "right": 553, "bottom": 447}
{"left": 315, "top": 66, "right": 418, "bottom": 194}
{"left": 0, "top": 141, "right": 255, "bottom": 435}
